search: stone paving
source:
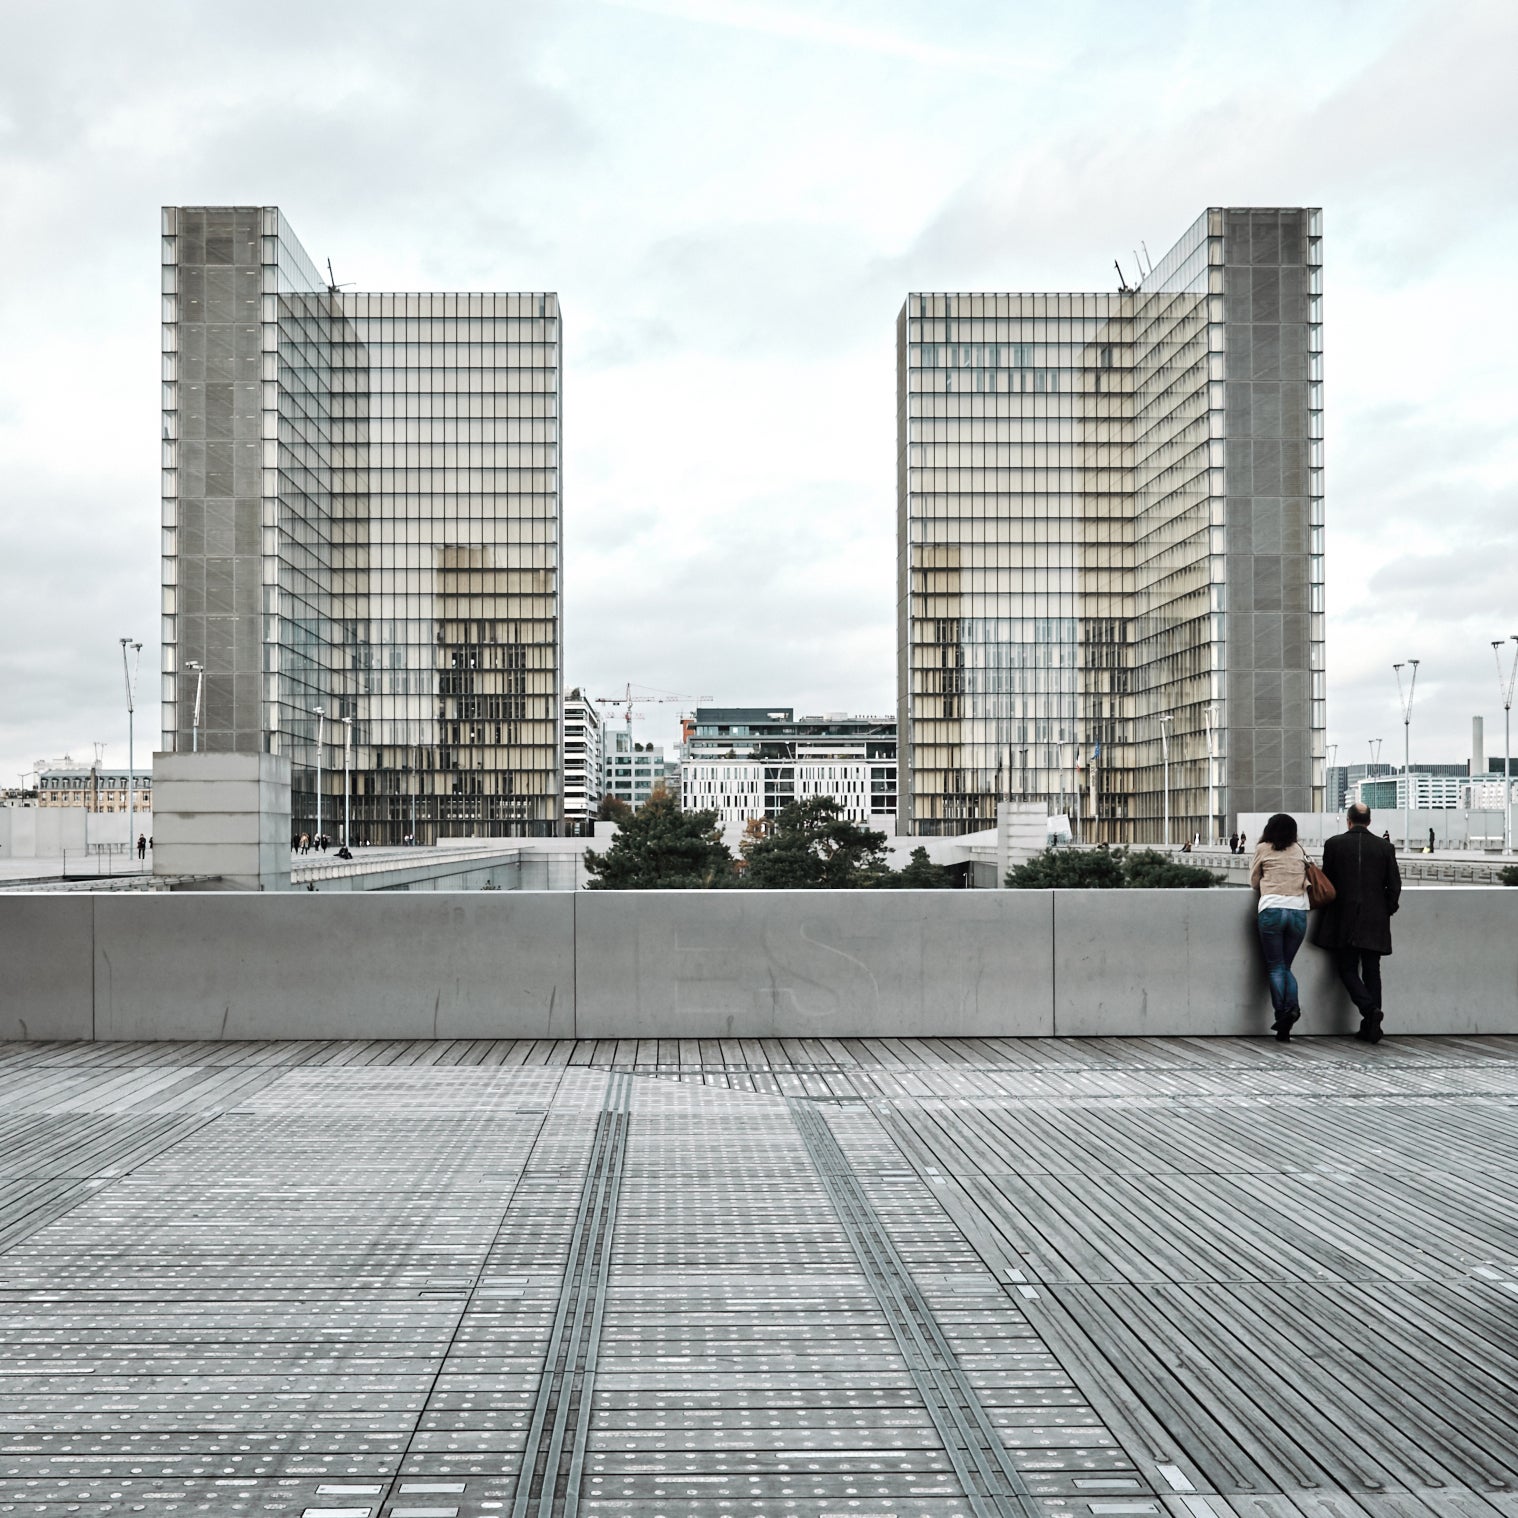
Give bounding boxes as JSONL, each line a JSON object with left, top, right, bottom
{"left": 3, "top": 1035, "right": 1518, "bottom": 1518}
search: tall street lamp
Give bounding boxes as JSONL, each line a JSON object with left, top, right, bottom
{"left": 312, "top": 707, "right": 325, "bottom": 843}
{"left": 185, "top": 661, "right": 205, "bottom": 753}
{"left": 1204, "top": 704, "right": 1218, "bottom": 844}
{"left": 340, "top": 716, "right": 353, "bottom": 846}
{"left": 1158, "top": 714, "right": 1173, "bottom": 848}
{"left": 119, "top": 638, "right": 142, "bottom": 865}
{"left": 1493, "top": 638, "right": 1518, "bottom": 856}
{"left": 402, "top": 759, "right": 417, "bottom": 843}
{"left": 1393, "top": 660, "right": 1420, "bottom": 851}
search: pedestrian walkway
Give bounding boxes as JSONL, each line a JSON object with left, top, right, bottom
{"left": 1, "top": 1034, "right": 1516, "bottom": 1517}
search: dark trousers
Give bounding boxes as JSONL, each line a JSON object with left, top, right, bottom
{"left": 1335, "top": 946, "right": 1384, "bottom": 1017}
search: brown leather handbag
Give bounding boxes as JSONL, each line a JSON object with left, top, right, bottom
{"left": 1301, "top": 845, "right": 1336, "bottom": 908}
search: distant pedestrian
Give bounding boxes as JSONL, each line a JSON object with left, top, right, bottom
{"left": 1250, "top": 814, "right": 1312, "bottom": 1042}
{"left": 1229, "top": 832, "right": 1239, "bottom": 854}
{"left": 1315, "top": 804, "right": 1402, "bottom": 1043}
{"left": 1237, "top": 832, "right": 1248, "bottom": 855}
{"left": 1383, "top": 830, "right": 1392, "bottom": 845}
{"left": 1428, "top": 827, "right": 1436, "bottom": 853}
{"left": 135, "top": 833, "right": 146, "bottom": 861}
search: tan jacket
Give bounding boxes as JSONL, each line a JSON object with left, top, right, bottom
{"left": 1250, "top": 841, "right": 1311, "bottom": 898}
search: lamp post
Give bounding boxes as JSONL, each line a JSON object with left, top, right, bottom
{"left": 1204, "top": 704, "right": 1218, "bottom": 844}
{"left": 339, "top": 716, "right": 352, "bottom": 846}
{"left": 1158, "top": 714, "right": 1173, "bottom": 848}
{"left": 312, "top": 707, "right": 325, "bottom": 845}
{"left": 1393, "top": 661, "right": 1419, "bottom": 851}
{"left": 1493, "top": 638, "right": 1518, "bottom": 856}
{"left": 184, "top": 661, "right": 205, "bottom": 753}
{"left": 119, "top": 638, "right": 142, "bottom": 866}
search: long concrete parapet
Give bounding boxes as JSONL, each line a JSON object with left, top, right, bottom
{"left": 4, "top": 889, "right": 1515, "bottom": 1041}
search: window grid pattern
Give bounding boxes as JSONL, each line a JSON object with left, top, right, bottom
{"left": 898, "top": 208, "right": 1324, "bottom": 843}
{"left": 162, "top": 206, "right": 561, "bottom": 843}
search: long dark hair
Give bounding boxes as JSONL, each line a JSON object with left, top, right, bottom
{"left": 1261, "top": 812, "right": 1298, "bottom": 850}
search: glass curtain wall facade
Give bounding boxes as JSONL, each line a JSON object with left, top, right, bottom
{"left": 161, "top": 206, "right": 561, "bottom": 842}
{"left": 898, "top": 207, "right": 1324, "bottom": 841}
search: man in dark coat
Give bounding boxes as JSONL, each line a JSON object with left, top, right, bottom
{"left": 1314, "top": 803, "right": 1402, "bottom": 1042}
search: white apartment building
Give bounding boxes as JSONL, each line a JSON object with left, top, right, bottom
{"left": 680, "top": 708, "right": 897, "bottom": 828}
{"left": 1354, "top": 772, "right": 1465, "bottom": 811}
{"left": 562, "top": 690, "right": 604, "bottom": 832}
{"left": 1463, "top": 778, "right": 1515, "bottom": 810}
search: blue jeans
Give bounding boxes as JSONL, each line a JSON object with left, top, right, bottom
{"left": 1257, "top": 907, "right": 1307, "bottom": 1022}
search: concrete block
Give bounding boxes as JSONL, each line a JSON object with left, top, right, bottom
{"left": 1358, "top": 890, "right": 1518, "bottom": 1035}
{"left": 92, "top": 894, "right": 576, "bottom": 1040}
{"left": 1054, "top": 891, "right": 1306, "bottom": 1037}
{"left": 154, "top": 751, "right": 271, "bottom": 782}
{"left": 0, "top": 897, "right": 95, "bottom": 1039}
{"left": 153, "top": 811, "right": 266, "bottom": 846}
{"left": 148, "top": 780, "right": 265, "bottom": 814}
{"left": 575, "top": 890, "right": 1055, "bottom": 1039}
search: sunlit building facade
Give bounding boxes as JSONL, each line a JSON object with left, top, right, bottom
{"left": 898, "top": 207, "right": 1325, "bottom": 841}
{"left": 160, "top": 206, "right": 561, "bottom": 841}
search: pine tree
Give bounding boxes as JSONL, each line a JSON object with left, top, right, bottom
{"left": 741, "top": 797, "right": 893, "bottom": 889}
{"left": 583, "top": 788, "right": 734, "bottom": 889}
{"left": 887, "top": 846, "right": 953, "bottom": 888}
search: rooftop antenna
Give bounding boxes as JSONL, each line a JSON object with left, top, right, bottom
{"left": 1113, "top": 259, "right": 1132, "bottom": 293}
{"left": 1141, "top": 240, "right": 1154, "bottom": 276}
{"left": 325, "top": 258, "right": 354, "bottom": 296}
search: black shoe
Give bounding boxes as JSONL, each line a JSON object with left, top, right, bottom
{"left": 1273, "top": 1009, "right": 1300, "bottom": 1042}
{"left": 1355, "top": 1011, "right": 1383, "bottom": 1044}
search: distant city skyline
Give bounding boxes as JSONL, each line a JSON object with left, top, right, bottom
{"left": 2, "top": 1, "right": 1515, "bottom": 788}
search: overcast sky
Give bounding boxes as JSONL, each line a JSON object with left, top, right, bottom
{"left": 2, "top": 0, "right": 1516, "bottom": 783}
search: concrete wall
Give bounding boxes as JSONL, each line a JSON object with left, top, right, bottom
{"left": 0, "top": 806, "right": 151, "bottom": 859}
{"left": 1241, "top": 810, "right": 1516, "bottom": 850}
{"left": 575, "top": 890, "right": 1054, "bottom": 1039}
{"left": 152, "top": 752, "right": 290, "bottom": 891}
{"left": 2, "top": 888, "right": 1515, "bottom": 1041}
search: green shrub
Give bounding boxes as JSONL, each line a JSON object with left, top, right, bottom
{"left": 1005, "top": 846, "right": 1127, "bottom": 889}
{"left": 1006, "top": 845, "right": 1222, "bottom": 889}
{"left": 1122, "top": 849, "right": 1224, "bottom": 889}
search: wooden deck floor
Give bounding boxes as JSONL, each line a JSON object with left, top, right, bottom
{"left": 1, "top": 1034, "right": 1516, "bottom": 1518}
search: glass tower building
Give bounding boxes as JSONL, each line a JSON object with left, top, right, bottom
{"left": 898, "top": 207, "right": 1324, "bottom": 842}
{"left": 160, "top": 206, "right": 561, "bottom": 842}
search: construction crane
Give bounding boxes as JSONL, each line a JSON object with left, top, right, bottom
{"left": 593, "top": 684, "right": 709, "bottom": 730}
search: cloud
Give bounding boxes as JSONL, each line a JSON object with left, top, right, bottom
{"left": 2, "top": 0, "right": 1516, "bottom": 782}
{"left": 599, "top": 0, "right": 1053, "bottom": 79}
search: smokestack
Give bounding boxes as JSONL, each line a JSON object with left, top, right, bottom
{"left": 1473, "top": 716, "right": 1486, "bottom": 777}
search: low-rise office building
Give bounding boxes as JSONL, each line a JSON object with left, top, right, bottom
{"left": 602, "top": 729, "right": 676, "bottom": 811}
{"left": 681, "top": 707, "right": 897, "bottom": 828}
{"left": 1356, "top": 771, "right": 1467, "bottom": 811}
